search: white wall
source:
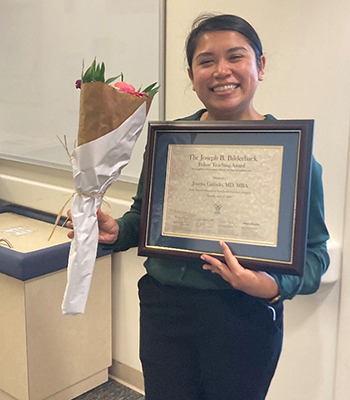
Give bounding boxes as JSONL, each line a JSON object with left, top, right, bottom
{"left": 166, "top": 0, "right": 350, "bottom": 399}
{"left": 334, "top": 143, "right": 350, "bottom": 398}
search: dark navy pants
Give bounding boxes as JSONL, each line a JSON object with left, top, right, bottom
{"left": 138, "top": 274, "right": 283, "bottom": 400}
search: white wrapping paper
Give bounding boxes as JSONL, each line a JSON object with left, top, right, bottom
{"left": 61, "top": 102, "right": 147, "bottom": 315}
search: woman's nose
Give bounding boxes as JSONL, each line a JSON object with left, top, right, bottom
{"left": 213, "top": 60, "right": 231, "bottom": 78}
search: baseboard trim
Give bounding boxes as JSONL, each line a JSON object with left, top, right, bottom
{"left": 0, "top": 370, "right": 108, "bottom": 400}
{"left": 109, "top": 360, "right": 144, "bottom": 394}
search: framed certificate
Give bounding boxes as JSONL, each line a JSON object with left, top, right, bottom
{"left": 138, "top": 120, "right": 314, "bottom": 276}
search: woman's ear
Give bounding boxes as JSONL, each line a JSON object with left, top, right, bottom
{"left": 187, "top": 67, "right": 196, "bottom": 91}
{"left": 187, "top": 66, "right": 194, "bottom": 82}
{"left": 258, "top": 55, "right": 266, "bottom": 81}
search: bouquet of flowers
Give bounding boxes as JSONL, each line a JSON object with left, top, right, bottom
{"left": 61, "top": 59, "right": 159, "bottom": 315}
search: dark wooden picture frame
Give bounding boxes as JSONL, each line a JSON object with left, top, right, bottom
{"left": 138, "top": 120, "right": 314, "bottom": 276}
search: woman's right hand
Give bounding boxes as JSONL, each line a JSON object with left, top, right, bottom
{"left": 66, "top": 208, "right": 120, "bottom": 244}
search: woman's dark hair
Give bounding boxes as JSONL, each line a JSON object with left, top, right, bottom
{"left": 186, "top": 14, "right": 263, "bottom": 71}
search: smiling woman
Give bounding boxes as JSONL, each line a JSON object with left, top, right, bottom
{"left": 73, "top": 13, "right": 329, "bottom": 400}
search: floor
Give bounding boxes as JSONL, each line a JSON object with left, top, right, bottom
{"left": 73, "top": 379, "right": 144, "bottom": 400}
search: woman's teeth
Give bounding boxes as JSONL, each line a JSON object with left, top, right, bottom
{"left": 212, "top": 84, "right": 238, "bottom": 92}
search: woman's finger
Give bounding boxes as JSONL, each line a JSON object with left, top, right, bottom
{"left": 201, "top": 253, "right": 220, "bottom": 266}
{"left": 65, "top": 220, "right": 73, "bottom": 229}
{"left": 65, "top": 210, "right": 73, "bottom": 228}
{"left": 201, "top": 254, "right": 226, "bottom": 275}
{"left": 65, "top": 209, "right": 74, "bottom": 238}
{"left": 220, "top": 241, "right": 242, "bottom": 272}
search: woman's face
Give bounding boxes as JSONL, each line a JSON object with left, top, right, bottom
{"left": 188, "top": 30, "right": 265, "bottom": 121}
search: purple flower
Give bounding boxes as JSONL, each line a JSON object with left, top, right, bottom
{"left": 75, "top": 79, "right": 81, "bottom": 89}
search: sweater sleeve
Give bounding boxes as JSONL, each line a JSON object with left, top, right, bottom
{"left": 101, "top": 157, "right": 145, "bottom": 253}
{"left": 270, "top": 157, "right": 330, "bottom": 300}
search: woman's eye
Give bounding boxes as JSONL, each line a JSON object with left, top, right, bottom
{"left": 229, "top": 55, "right": 243, "bottom": 61}
{"left": 199, "top": 59, "right": 213, "bottom": 66}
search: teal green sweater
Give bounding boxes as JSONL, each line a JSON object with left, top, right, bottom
{"left": 110, "top": 110, "right": 330, "bottom": 301}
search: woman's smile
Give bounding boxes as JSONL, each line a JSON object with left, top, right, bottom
{"left": 211, "top": 83, "right": 240, "bottom": 93}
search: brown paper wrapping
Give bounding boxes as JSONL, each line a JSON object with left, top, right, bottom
{"left": 78, "top": 81, "right": 152, "bottom": 146}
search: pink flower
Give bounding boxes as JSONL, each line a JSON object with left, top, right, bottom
{"left": 114, "top": 82, "right": 148, "bottom": 98}
{"left": 114, "top": 81, "right": 136, "bottom": 93}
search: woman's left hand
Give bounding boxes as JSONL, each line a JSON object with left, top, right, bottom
{"left": 200, "top": 241, "right": 279, "bottom": 299}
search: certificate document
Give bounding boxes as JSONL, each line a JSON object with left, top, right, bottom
{"left": 162, "top": 144, "right": 283, "bottom": 246}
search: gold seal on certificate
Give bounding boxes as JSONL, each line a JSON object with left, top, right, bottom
{"left": 139, "top": 120, "right": 314, "bottom": 276}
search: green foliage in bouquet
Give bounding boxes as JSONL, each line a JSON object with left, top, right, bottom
{"left": 81, "top": 58, "right": 120, "bottom": 85}
{"left": 140, "top": 82, "right": 160, "bottom": 98}
{"left": 79, "top": 58, "right": 160, "bottom": 97}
